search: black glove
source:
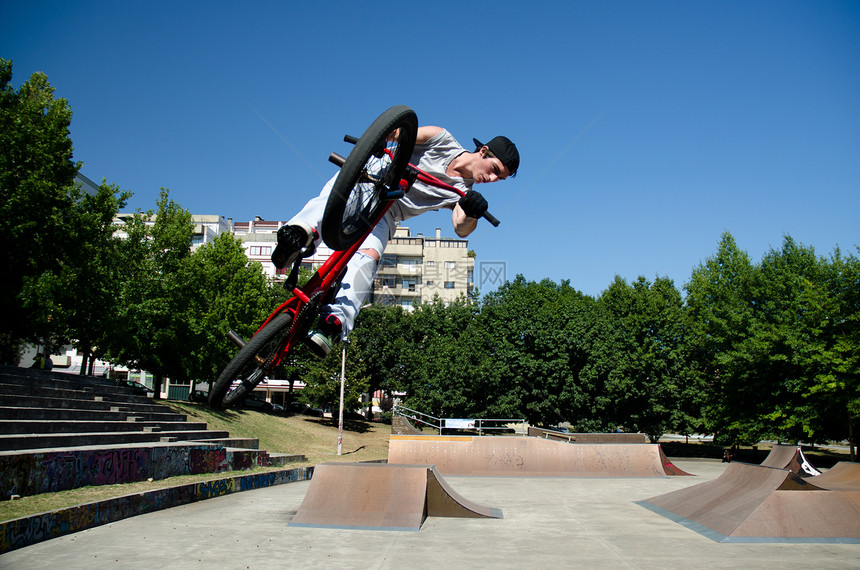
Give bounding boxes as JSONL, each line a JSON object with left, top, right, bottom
{"left": 458, "top": 190, "right": 488, "bottom": 219}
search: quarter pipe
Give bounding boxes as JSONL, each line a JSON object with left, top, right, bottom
{"left": 760, "top": 444, "right": 821, "bottom": 476}
{"left": 388, "top": 435, "right": 691, "bottom": 477}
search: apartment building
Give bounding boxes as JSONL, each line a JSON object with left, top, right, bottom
{"left": 230, "top": 217, "right": 335, "bottom": 281}
{"left": 375, "top": 226, "right": 474, "bottom": 308}
{"left": 229, "top": 219, "right": 474, "bottom": 306}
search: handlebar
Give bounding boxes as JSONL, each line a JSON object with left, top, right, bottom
{"left": 480, "top": 210, "right": 501, "bottom": 227}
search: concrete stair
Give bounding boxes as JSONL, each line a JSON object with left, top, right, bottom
{"left": 0, "top": 365, "right": 306, "bottom": 498}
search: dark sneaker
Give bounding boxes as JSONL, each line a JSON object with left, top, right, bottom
{"left": 306, "top": 314, "right": 342, "bottom": 358}
{"left": 271, "top": 222, "right": 313, "bottom": 269}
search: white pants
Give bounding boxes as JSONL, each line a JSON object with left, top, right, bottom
{"left": 288, "top": 174, "right": 393, "bottom": 337}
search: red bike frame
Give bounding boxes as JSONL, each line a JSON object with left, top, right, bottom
{"left": 251, "top": 159, "right": 470, "bottom": 368}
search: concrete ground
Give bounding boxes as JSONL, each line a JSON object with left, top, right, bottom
{"left": 2, "top": 459, "right": 858, "bottom": 569}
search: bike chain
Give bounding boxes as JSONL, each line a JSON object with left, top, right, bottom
{"left": 236, "top": 291, "right": 324, "bottom": 396}
{"left": 289, "top": 290, "right": 325, "bottom": 345}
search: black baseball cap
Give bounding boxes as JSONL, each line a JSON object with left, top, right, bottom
{"left": 473, "top": 136, "right": 519, "bottom": 177}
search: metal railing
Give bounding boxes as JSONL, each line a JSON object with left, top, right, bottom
{"left": 393, "top": 404, "right": 526, "bottom": 436}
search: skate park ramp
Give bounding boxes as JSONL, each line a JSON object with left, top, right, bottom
{"left": 289, "top": 462, "right": 502, "bottom": 531}
{"left": 637, "top": 461, "right": 860, "bottom": 543}
{"left": 391, "top": 414, "right": 425, "bottom": 435}
{"left": 528, "top": 426, "right": 648, "bottom": 443}
{"left": 760, "top": 443, "right": 821, "bottom": 476}
{"left": 388, "top": 435, "right": 691, "bottom": 477}
{"left": 811, "top": 461, "right": 860, "bottom": 491}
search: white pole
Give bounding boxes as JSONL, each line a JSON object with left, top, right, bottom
{"left": 337, "top": 342, "right": 346, "bottom": 456}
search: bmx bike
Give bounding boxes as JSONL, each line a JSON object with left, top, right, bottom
{"left": 209, "top": 105, "right": 499, "bottom": 409}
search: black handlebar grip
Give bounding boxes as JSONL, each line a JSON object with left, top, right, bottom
{"left": 483, "top": 211, "right": 500, "bottom": 227}
{"left": 344, "top": 135, "right": 359, "bottom": 145}
{"left": 329, "top": 152, "right": 346, "bottom": 167}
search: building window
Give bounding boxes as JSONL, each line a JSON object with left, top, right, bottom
{"left": 426, "top": 260, "right": 435, "bottom": 266}
{"left": 250, "top": 246, "right": 272, "bottom": 256}
{"left": 381, "top": 254, "right": 397, "bottom": 267}
{"left": 444, "top": 281, "right": 455, "bottom": 289}
{"left": 426, "top": 281, "right": 434, "bottom": 287}
{"left": 444, "top": 261, "right": 456, "bottom": 269}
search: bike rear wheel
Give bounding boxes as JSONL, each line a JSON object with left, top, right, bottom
{"left": 322, "top": 105, "right": 418, "bottom": 251}
{"left": 209, "top": 312, "right": 293, "bottom": 409}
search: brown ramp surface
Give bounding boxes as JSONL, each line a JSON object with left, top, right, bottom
{"left": 760, "top": 443, "right": 821, "bottom": 476}
{"left": 812, "top": 461, "right": 860, "bottom": 491}
{"left": 527, "top": 426, "right": 648, "bottom": 443}
{"left": 388, "top": 435, "right": 691, "bottom": 477}
{"left": 638, "top": 461, "right": 860, "bottom": 543}
{"left": 391, "top": 415, "right": 425, "bottom": 435}
{"left": 289, "top": 462, "right": 501, "bottom": 531}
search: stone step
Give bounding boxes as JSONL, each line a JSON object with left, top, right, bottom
{"left": 194, "top": 437, "right": 260, "bottom": 450}
{"left": 0, "top": 382, "right": 153, "bottom": 405}
{"left": 0, "top": 366, "right": 135, "bottom": 393}
{"left": 0, "top": 419, "right": 209, "bottom": 435}
{"left": 268, "top": 452, "right": 308, "bottom": 466}
{"left": 0, "top": 406, "right": 187, "bottom": 422}
{"left": 0, "top": 429, "right": 231, "bottom": 451}
{"left": 0, "top": 367, "right": 294, "bottom": 493}
{"left": 223, "top": 447, "right": 272, "bottom": 470}
{"left": 0, "top": 393, "right": 173, "bottom": 414}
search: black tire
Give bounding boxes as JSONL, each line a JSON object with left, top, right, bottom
{"left": 209, "top": 313, "right": 293, "bottom": 409}
{"left": 322, "top": 105, "right": 418, "bottom": 250}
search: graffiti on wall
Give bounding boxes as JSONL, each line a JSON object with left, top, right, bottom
{"left": 0, "top": 445, "right": 242, "bottom": 498}
{"left": 0, "top": 466, "right": 313, "bottom": 554}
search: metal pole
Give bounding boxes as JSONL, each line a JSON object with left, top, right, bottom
{"left": 337, "top": 342, "right": 346, "bottom": 456}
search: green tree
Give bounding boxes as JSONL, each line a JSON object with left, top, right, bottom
{"left": 753, "top": 240, "right": 859, "bottom": 451}
{"left": 299, "top": 346, "right": 368, "bottom": 416}
{"left": 180, "top": 232, "right": 275, "bottom": 388}
{"left": 685, "top": 232, "right": 760, "bottom": 443}
{"left": 686, "top": 232, "right": 859, "bottom": 450}
{"left": 600, "top": 275, "right": 704, "bottom": 440}
{"left": 100, "top": 190, "right": 195, "bottom": 393}
{"left": 809, "top": 248, "right": 860, "bottom": 458}
{"left": 478, "top": 276, "right": 620, "bottom": 429}
{"left": 57, "top": 181, "right": 131, "bottom": 374}
{"left": 0, "top": 58, "right": 79, "bottom": 361}
{"left": 348, "top": 304, "right": 415, "bottom": 419}
{"left": 402, "top": 296, "right": 511, "bottom": 419}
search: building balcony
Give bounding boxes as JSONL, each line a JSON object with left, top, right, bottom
{"left": 377, "top": 265, "right": 423, "bottom": 277}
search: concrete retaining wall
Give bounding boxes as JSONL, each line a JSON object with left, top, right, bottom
{"left": 0, "top": 444, "right": 261, "bottom": 498}
{"left": 0, "top": 466, "right": 314, "bottom": 554}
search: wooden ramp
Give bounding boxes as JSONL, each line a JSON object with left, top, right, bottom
{"left": 289, "top": 463, "right": 502, "bottom": 531}
{"left": 760, "top": 443, "right": 821, "bottom": 476}
{"left": 638, "top": 461, "right": 860, "bottom": 543}
{"left": 388, "top": 435, "right": 691, "bottom": 477}
{"left": 527, "top": 426, "right": 648, "bottom": 443}
{"left": 810, "top": 461, "right": 860, "bottom": 491}
{"left": 391, "top": 415, "right": 425, "bottom": 435}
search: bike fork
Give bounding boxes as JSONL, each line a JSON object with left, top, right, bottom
{"left": 226, "top": 330, "right": 270, "bottom": 367}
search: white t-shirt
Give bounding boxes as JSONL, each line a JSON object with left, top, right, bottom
{"left": 388, "top": 129, "right": 473, "bottom": 222}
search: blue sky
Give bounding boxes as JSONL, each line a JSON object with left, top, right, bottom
{"left": 3, "top": 1, "right": 858, "bottom": 298}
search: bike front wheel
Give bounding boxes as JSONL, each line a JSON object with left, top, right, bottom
{"left": 322, "top": 105, "right": 418, "bottom": 251}
{"left": 209, "top": 312, "right": 293, "bottom": 409}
